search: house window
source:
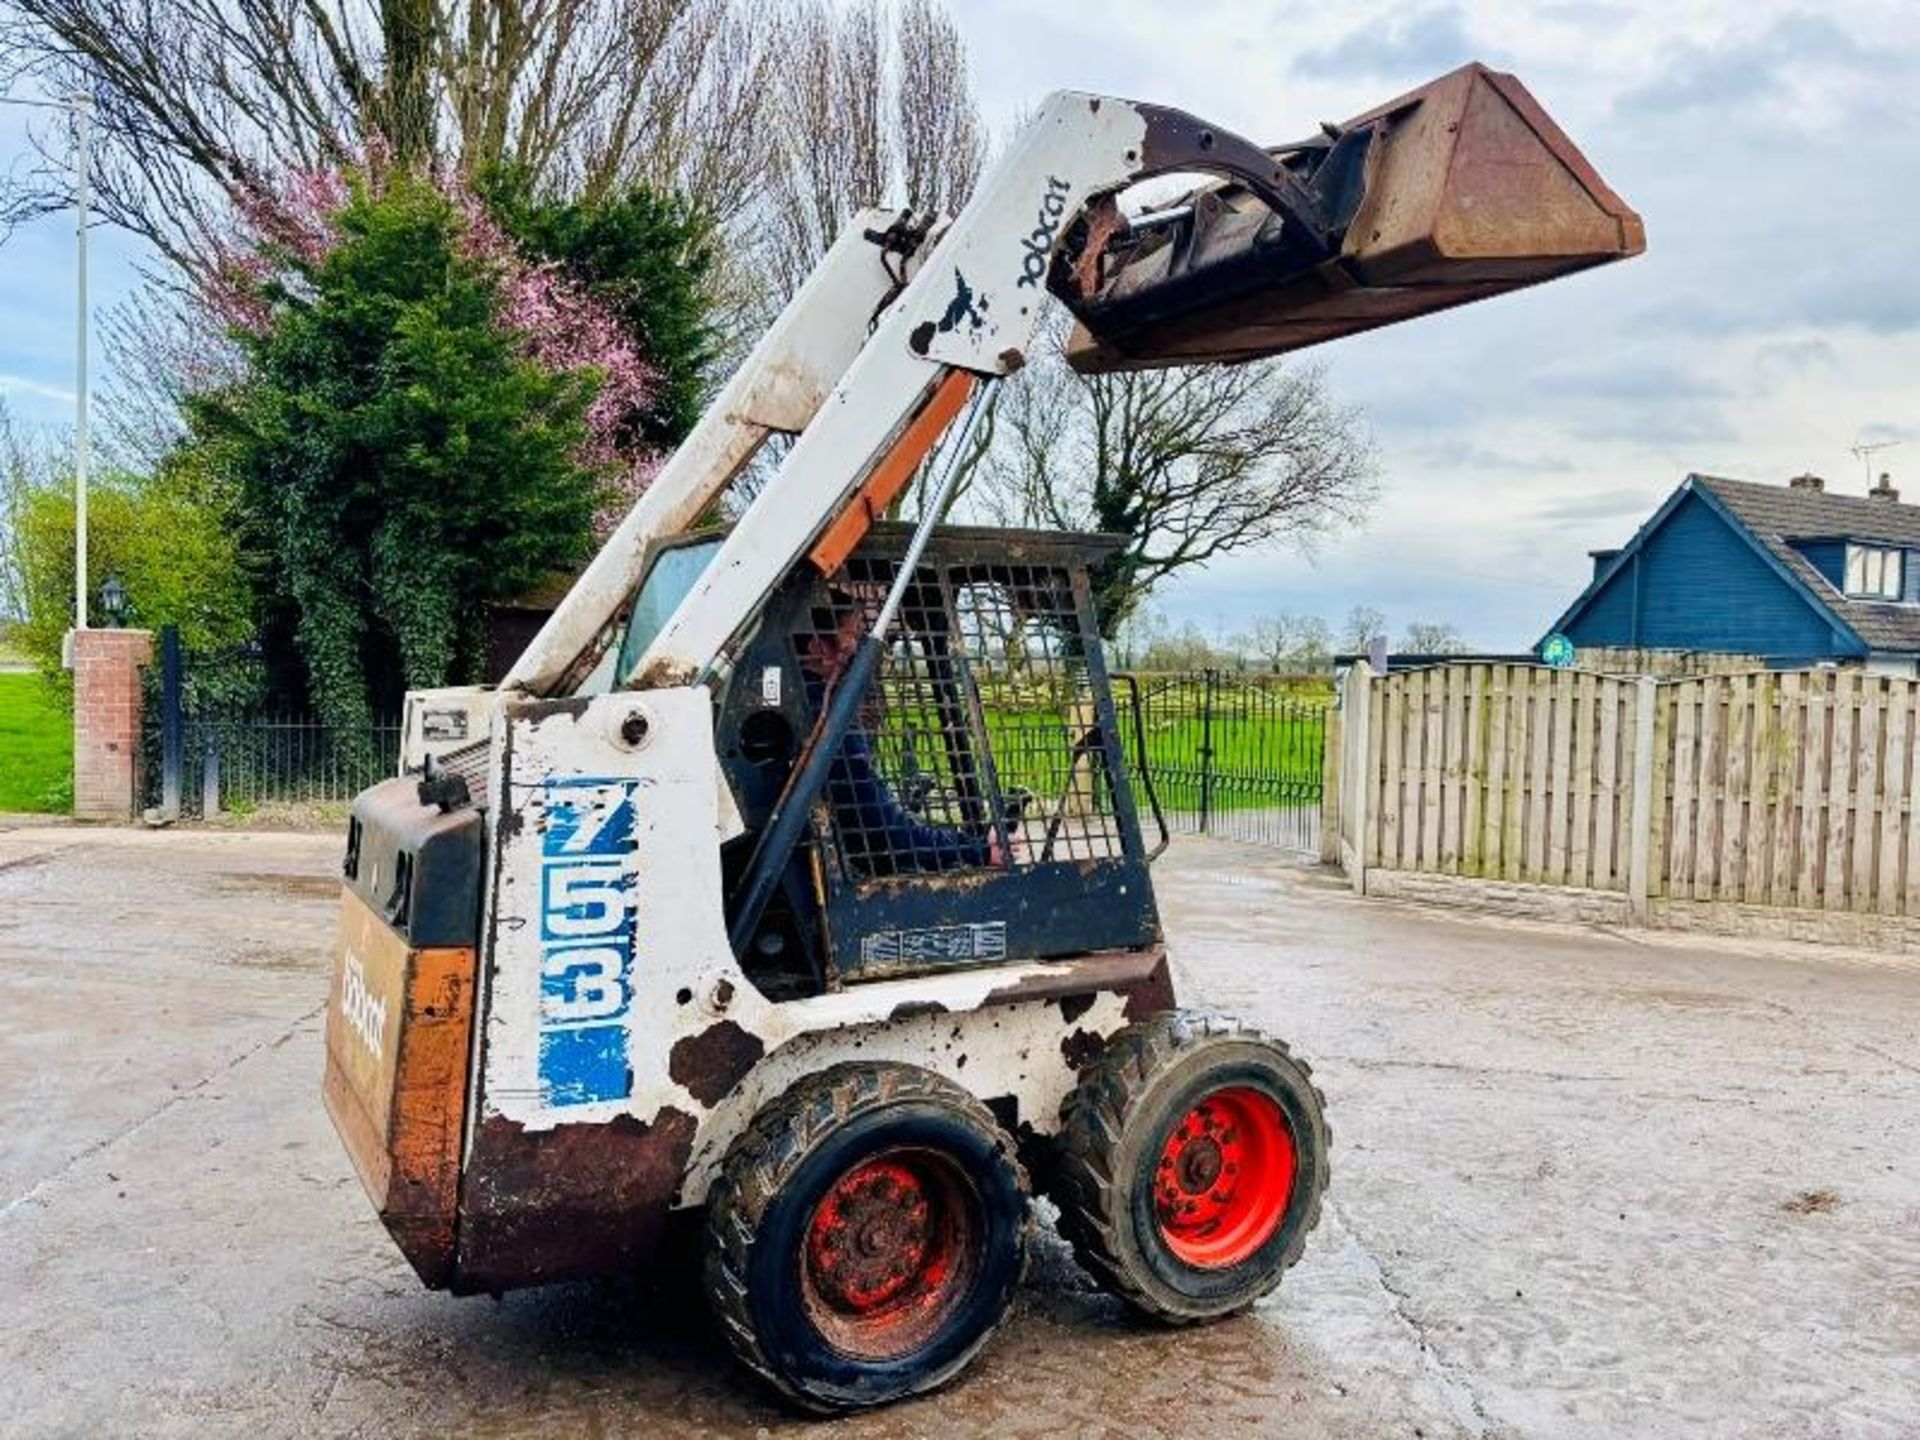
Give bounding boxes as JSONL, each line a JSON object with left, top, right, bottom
{"left": 1845, "top": 544, "right": 1904, "bottom": 600}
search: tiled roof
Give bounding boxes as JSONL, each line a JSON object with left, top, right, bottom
{"left": 1694, "top": 474, "right": 1920, "bottom": 653}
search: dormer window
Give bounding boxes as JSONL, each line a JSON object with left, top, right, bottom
{"left": 1845, "top": 544, "right": 1904, "bottom": 600}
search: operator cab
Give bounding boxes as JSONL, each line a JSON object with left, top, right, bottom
{"left": 601, "top": 524, "right": 1164, "bottom": 1000}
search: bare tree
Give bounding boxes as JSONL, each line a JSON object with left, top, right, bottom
{"left": 1399, "top": 621, "right": 1468, "bottom": 655}
{"left": 1235, "top": 613, "right": 1332, "bottom": 672}
{"left": 1340, "top": 605, "right": 1386, "bottom": 653}
{"left": 1289, "top": 614, "right": 1332, "bottom": 669}
{"left": 0, "top": 0, "right": 787, "bottom": 277}
{"left": 1137, "top": 617, "right": 1225, "bottom": 672}
{"left": 94, "top": 288, "right": 244, "bottom": 468}
{"left": 1236, "top": 616, "right": 1294, "bottom": 672}
{"left": 893, "top": 0, "right": 983, "bottom": 223}
{"left": 3, "top": 0, "right": 986, "bottom": 392}
{"left": 0, "top": 402, "right": 35, "bottom": 622}
{"left": 761, "top": 0, "right": 983, "bottom": 299}
{"left": 963, "top": 325, "right": 1378, "bottom": 633}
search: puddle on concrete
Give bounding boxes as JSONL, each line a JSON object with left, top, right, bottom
{"left": 213, "top": 872, "right": 341, "bottom": 902}
{"left": 229, "top": 947, "right": 327, "bottom": 972}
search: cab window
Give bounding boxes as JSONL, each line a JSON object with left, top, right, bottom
{"left": 616, "top": 537, "right": 724, "bottom": 684}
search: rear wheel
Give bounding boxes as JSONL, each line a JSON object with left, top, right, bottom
{"left": 704, "top": 1062, "right": 1030, "bottom": 1412}
{"left": 1052, "top": 1011, "right": 1328, "bottom": 1323}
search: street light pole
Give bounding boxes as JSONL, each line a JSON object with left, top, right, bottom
{"left": 73, "top": 95, "right": 90, "bottom": 630}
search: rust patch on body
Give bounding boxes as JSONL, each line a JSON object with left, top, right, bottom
{"left": 509, "top": 694, "right": 594, "bottom": 722}
{"left": 322, "top": 888, "right": 476, "bottom": 1289}
{"left": 637, "top": 656, "right": 699, "bottom": 690}
{"left": 983, "top": 945, "right": 1169, "bottom": 1008}
{"left": 889, "top": 999, "right": 950, "bottom": 1022}
{"left": 1120, "top": 953, "right": 1178, "bottom": 1021}
{"left": 668, "top": 1020, "right": 766, "bottom": 1106}
{"left": 453, "top": 1107, "right": 698, "bottom": 1294}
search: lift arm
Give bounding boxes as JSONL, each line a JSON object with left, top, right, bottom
{"left": 516, "top": 65, "right": 1642, "bottom": 698}
{"left": 502, "top": 208, "right": 928, "bottom": 694}
{"left": 627, "top": 89, "right": 1309, "bottom": 689}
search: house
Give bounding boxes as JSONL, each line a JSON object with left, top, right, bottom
{"left": 1544, "top": 471, "right": 1920, "bottom": 675}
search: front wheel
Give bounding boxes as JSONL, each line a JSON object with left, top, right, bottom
{"left": 1052, "top": 1010, "right": 1329, "bottom": 1323}
{"left": 704, "top": 1062, "right": 1030, "bottom": 1412}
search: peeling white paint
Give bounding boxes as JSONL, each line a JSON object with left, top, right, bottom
{"left": 470, "top": 686, "right": 1151, "bottom": 1207}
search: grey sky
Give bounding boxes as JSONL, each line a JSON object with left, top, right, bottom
{"left": 958, "top": 0, "right": 1919, "bottom": 647}
{"left": 2, "top": 1, "right": 1916, "bottom": 649}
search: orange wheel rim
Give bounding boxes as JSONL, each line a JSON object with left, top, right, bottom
{"left": 802, "top": 1148, "right": 977, "bottom": 1359}
{"left": 1152, "top": 1086, "right": 1296, "bottom": 1268}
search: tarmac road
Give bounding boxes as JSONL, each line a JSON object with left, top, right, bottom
{"left": 1, "top": 824, "right": 1916, "bottom": 1437}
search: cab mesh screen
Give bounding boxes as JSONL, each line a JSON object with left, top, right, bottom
{"left": 793, "top": 558, "right": 1126, "bottom": 880}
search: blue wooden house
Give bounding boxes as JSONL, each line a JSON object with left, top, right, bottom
{"left": 1544, "top": 471, "right": 1920, "bottom": 675}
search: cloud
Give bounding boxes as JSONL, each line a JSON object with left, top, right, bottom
{"left": 1568, "top": 411, "right": 1740, "bottom": 448}
{"left": 1530, "top": 2, "right": 1636, "bottom": 26}
{"left": 0, "top": 372, "right": 76, "bottom": 405}
{"left": 1854, "top": 421, "right": 1915, "bottom": 445}
{"left": 1621, "top": 11, "right": 1905, "bottom": 121}
{"left": 1528, "top": 486, "right": 1664, "bottom": 524}
{"left": 1289, "top": 6, "right": 1492, "bottom": 80}
{"left": 1754, "top": 338, "right": 1838, "bottom": 375}
{"left": 1535, "top": 356, "right": 1730, "bottom": 405}
{"left": 1411, "top": 437, "right": 1578, "bottom": 474}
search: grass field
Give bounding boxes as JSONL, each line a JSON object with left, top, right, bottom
{"left": 879, "top": 692, "right": 1329, "bottom": 820}
{"left": 0, "top": 672, "right": 72, "bottom": 813}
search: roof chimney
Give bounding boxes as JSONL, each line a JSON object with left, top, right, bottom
{"left": 1870, "top": 471, "right": 1900, "bottom": 503}
{"left": 1788, "top": 472, "right": 1825, "bottom": 492}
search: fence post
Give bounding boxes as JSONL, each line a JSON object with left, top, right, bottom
{"left": 1344, "top": 661, "right": 1374, "bottom": 894}
{"left": 1198, "top": 667, "right": 1218, "bottom": 834}
{"left": 159, "top": 623, "right": 183, "bottom": 821}
{"left": 201, "top": 725, "right": 221, "bottom": 816}
{"left": 1628, "top": 674, "right": 1658, "bottom": 923}
{"left": 1320, "top": 694, "right": 1343, "bottom": 864}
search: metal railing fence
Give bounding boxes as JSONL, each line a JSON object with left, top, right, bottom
{"left": 134, "top": 650, "right": 1330, "bottom": 846}
{"left": 1121, "top": 669, "right": 1332, "bottom": 852}
{"left": 142, "top": 709, "right": 402, "bottom": 818}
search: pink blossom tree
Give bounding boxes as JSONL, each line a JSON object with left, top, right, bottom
{"left": 209, "top": 163, "right": 662, "bottom": 534}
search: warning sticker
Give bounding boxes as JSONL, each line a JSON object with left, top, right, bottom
{"left": 861, "top": 922, "right": 1008, "bottom": 968}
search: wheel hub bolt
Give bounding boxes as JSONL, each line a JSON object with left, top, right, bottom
{"left": 1180, "top": 1137, "right": 1224, "bottom": 1192}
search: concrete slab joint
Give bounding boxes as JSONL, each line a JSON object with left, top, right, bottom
{"left": 67, "top": 628, "right": 154, "bottom": 822}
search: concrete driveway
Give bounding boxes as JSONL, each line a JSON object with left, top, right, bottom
{"left": 1, "top": 825, "right": 1915, "bottom": 1437}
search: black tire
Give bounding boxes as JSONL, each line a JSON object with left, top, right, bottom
{"left": 1052, "top": 1010, "right": 1329, "bottom": 1324}
{"left": 704, "top": 1062, "right": 1031, "bottom": 1413}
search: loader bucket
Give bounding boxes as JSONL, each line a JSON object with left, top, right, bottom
{"left": 1060, "top": 63, "right": 1644, "bottom": 372}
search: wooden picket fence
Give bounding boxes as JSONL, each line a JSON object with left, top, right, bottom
{"left": 1332, "top": 661, "right": 1920, "bottom": 920}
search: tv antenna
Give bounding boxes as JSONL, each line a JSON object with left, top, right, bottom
{"left": 1851, "top": 438, "right": 1903, "bottom": 487}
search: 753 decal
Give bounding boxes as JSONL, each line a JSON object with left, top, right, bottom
{"left": 533, "top": 778, "right": 639, "bottom": 1106}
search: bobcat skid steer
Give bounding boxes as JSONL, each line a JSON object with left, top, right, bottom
{"left": 324, "top": 63, "right": 1642, "bottom": 1412}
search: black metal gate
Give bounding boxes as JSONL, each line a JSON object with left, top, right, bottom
{"left": 1125, "top": 669, "right": 1329, "bottom": 852}
{"left": 139, "top": 626, "right": 401, "bottom": 820}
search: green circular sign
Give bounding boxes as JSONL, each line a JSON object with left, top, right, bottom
{"left": 1541, "top": 633, "right": 1576, "bottom": 669}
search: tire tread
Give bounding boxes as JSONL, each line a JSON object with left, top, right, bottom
{"left": 703, "top": 1061, "right": 1029, "bottom": 1411}
{"left": 1053, "top": 1009, "right": 1330, "bottom": 1325}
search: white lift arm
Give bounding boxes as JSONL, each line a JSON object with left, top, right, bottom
{"left": 511, "top": 67, "right": 1644, "bottom": 696}
{"left": 502, "top": 207, "right": 918, "bottom": 694}
{"left": 628, "top": 91, "right": 1158, "bottom": 689}
{"left": 517, "top": 88, "right": 1231, "bottom": 694}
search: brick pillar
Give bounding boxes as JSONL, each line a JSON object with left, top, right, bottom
{"left": 71, "top": 628, "right": 154, "bottom": 822}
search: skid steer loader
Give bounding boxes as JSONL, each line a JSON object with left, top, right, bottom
{"left": 324, "top": 63, "right": 1642, "bottom": 1411}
